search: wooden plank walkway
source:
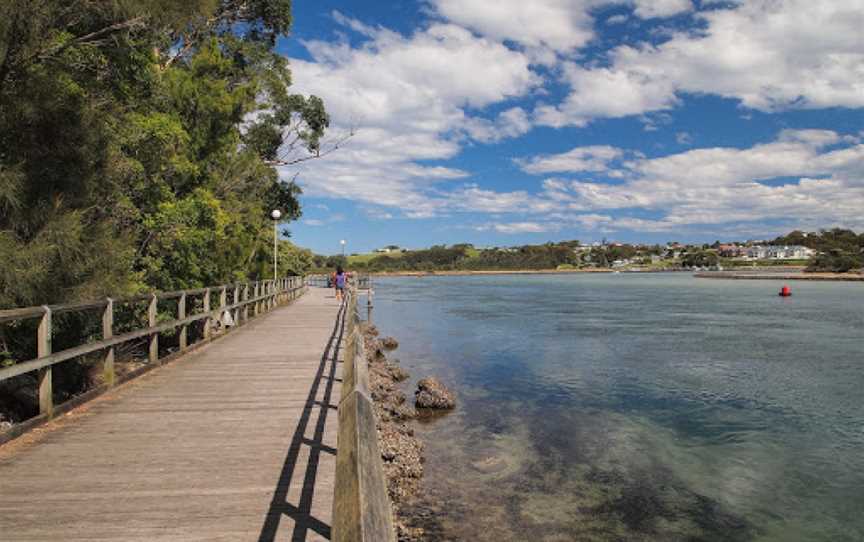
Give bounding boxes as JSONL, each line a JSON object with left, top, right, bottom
{"left": 0, "top": 287, "right": 344, "bottom": 541}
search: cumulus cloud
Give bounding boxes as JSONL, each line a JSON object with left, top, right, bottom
{"left": 429, "top": 0, "right": 600, "bottom": 56}
{"left": 539, "top": 0, "right": 864, "bottom": 126}
{"left": 462, "top": 107, "right": 532, "bottom": 143}
{"left": 512, "top": 130, "right": 864, "bottom": 232}
{"left": 632, "top": 0, "right": 692, "bottom": 19}
{"left": 535, "top": 62, "right": 680, "bottom": 126}
{"left": 515, "top": 145, "right": 625, "bottom": 174}
{"left": 285, "top": 15, "right": 538, "bottom": 216}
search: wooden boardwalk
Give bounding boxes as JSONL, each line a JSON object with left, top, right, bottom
{"left": 0, "top": 287, "right": 344, "bottom": 541}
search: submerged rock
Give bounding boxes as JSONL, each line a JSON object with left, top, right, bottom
{"left": 380, "top": 336, "right": 399, "bottom": 350}
{"left": 415, "top": 377, "right": 456, "bottom": 409}
{"left": 470, "top": 456, "right": 509, "bottom": 474}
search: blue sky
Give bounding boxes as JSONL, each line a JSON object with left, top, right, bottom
{"left": 275, "top": 0, "right": 864, "bottom": 255}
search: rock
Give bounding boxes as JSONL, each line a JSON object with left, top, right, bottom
{"left": 470, "top": 456, "right": 509, "bottom": 474}
{"left": 415, "top": 377, "right": 456, "bottom": 409}
{"left": 396, "top": 520, "right": 425, "bottom": 542}
{"left": 378, "top": 422, "right": 424, "bottom": 503}
{"left": 388, "top": 364, "right": 410, "bottom": 382}
{"left": 364, "top": 323, "right": 380, "bottom": 337}
{"left": 380, "top": 336, "right": 399, "bottom": 350}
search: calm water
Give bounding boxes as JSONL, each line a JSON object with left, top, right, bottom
{"left": 369, "top": 274, "right": 864, "bottom": 542}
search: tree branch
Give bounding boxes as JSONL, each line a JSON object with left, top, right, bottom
{"left": 37, "top": 16, "right": 148, "bottom": 61}
{"left": 265, "top": 128, "right": 355, "bottom": 167}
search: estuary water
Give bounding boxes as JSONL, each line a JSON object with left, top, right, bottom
{"left": 369, "top": 273, "right": 864, "bottom": 541}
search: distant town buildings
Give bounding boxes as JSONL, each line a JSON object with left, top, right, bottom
{"left": 719, "top": 244, "right": 815, "bottom": 260}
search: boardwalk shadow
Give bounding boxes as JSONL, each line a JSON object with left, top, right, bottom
{"left": 258, "top": 299, "right": 345, "bottom": 542}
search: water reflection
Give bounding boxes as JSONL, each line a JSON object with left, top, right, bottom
{"left": 372, "top": 274, "right": 864, "bottom": 541}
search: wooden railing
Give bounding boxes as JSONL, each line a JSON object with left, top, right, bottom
{"left": 0, "top": 277, "right": 306, "bottom": 424}
{"left": 332, "top": 286, "right": 395, "bottom": 542}
{"left": 305, "top": 273, "right": 372, "bottom": 290}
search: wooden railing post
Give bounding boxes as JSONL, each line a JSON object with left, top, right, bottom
{"left": 148, "top": 294, "right": 158, "bottom": 364}
{"left": 219, "top": 286, "right": 227, "bottom": 327}
{"left": 178, "top": 293, "right": 187, "bottom": 350}
{"left": 242, "top": 283, "right": 250, "bottom": 323}
{"left": 37, "top": 306, "right": 52, "bottom": 416}
{"left": 203, "top": 288, "right": 211, "bottom": 339}
{"left": 254, "top": 282, "right": 260, "bottom": 316}
{"left": 103, "top": 299, "right": 115, "bottom": 387}
{"left": 267, "top": 281, "right": 274, "bottom": 311}
{"left": 233, "top": 284, "right": 240, "bottom": 324}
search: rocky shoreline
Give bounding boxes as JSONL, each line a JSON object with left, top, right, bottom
{"left": 360, "top": 323, "right": 454, "bottom": 541}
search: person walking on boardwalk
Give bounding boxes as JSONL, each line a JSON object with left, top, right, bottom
{"left": 334, "top": 266, "right": 347, "bottom": 301}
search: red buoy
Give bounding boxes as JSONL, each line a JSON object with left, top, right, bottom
{"left": 779, "top": 285, "right": 792, "bottom": 297}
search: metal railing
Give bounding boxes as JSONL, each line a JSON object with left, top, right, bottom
{"left": 0, "top": 277, "right": 306, "bottom": 420}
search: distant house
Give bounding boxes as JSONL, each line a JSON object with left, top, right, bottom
{"left": 373, "top": 245, "right": 402, "bottom": 254}
{"left": 718, "top": 244, "right": 745, "bottom": 257}
{"left": 742, "top": 245, "right": 815, "bottom": 260}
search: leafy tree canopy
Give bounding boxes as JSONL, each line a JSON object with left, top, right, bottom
{"left": 0, "top": 0, "right": 328, "bottom": 309}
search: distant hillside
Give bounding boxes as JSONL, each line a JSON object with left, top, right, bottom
{"left": 309, "top": 229, "right": 863, "bottom": 274}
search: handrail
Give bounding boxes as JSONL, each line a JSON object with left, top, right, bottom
{"left": 332, "top": 286, "right": 395, "bottom": 542}
{"left": 0, "top": 277, "right": 308, "bottom": 418}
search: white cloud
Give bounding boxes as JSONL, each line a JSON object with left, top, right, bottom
{"left": 675, "top": 131, "right": 693, "bottom": 145}
{"left": 430, "top": 0, "right": 601, "bottom": 55}
{"left": 462, "top": 107, "right": 532, "bottom": 143}
{"left": 532, "top": 130, "right": 864, "bottom": 231}
{"left": 478, "top": 221, "right": 555, "bottom": 234}
{"left": 515, "top": 145, "right": 624, "bottom": 174}
{"left": 535, "top": 62, "right": 679, "bottom": 126}
{"left": 632, "top": 0, "right": 692, "bottom": 19}
{"left": 286, "top": 17, "right": 538, "bottom": 216}
{"left": 539, "top": 1, "right": 864, "bottom": 126}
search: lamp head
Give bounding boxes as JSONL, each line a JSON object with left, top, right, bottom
{"left": 270, "top": 209, "right": 282, "bottom": 220}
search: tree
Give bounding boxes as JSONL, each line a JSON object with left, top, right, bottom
{"left": 0, "top": 0, "right": 328, "bottom": 418}
{"left": 682, "top": 251, "right": 719, "bottom": 268}
{"left": 0, "top": 0, "right": 327, "bottom": 302}
{"left": 807, "top": 249, "right": 863, "bottom": 273}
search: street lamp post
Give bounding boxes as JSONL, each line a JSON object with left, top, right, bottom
{"left": 271, "top": 209, "right": 282, "bottom": 281}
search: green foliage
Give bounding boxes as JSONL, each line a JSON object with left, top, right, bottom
{"left": 807, "top": 249, "right": 863, "bottom": 273}
{"left": 682, "top": 250, "right": 720, "bottom": 268}
{"left": 773, "top": 228, "right": 864, "bottom": 253}
{"left": 347, "top": 243, "right": 581, "bottom": 272}
{"left": 0, "top": 0, "right": 327, "bottom": 415}
{"left": 0, "top": 0, "right": 324, "bottom": 308}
